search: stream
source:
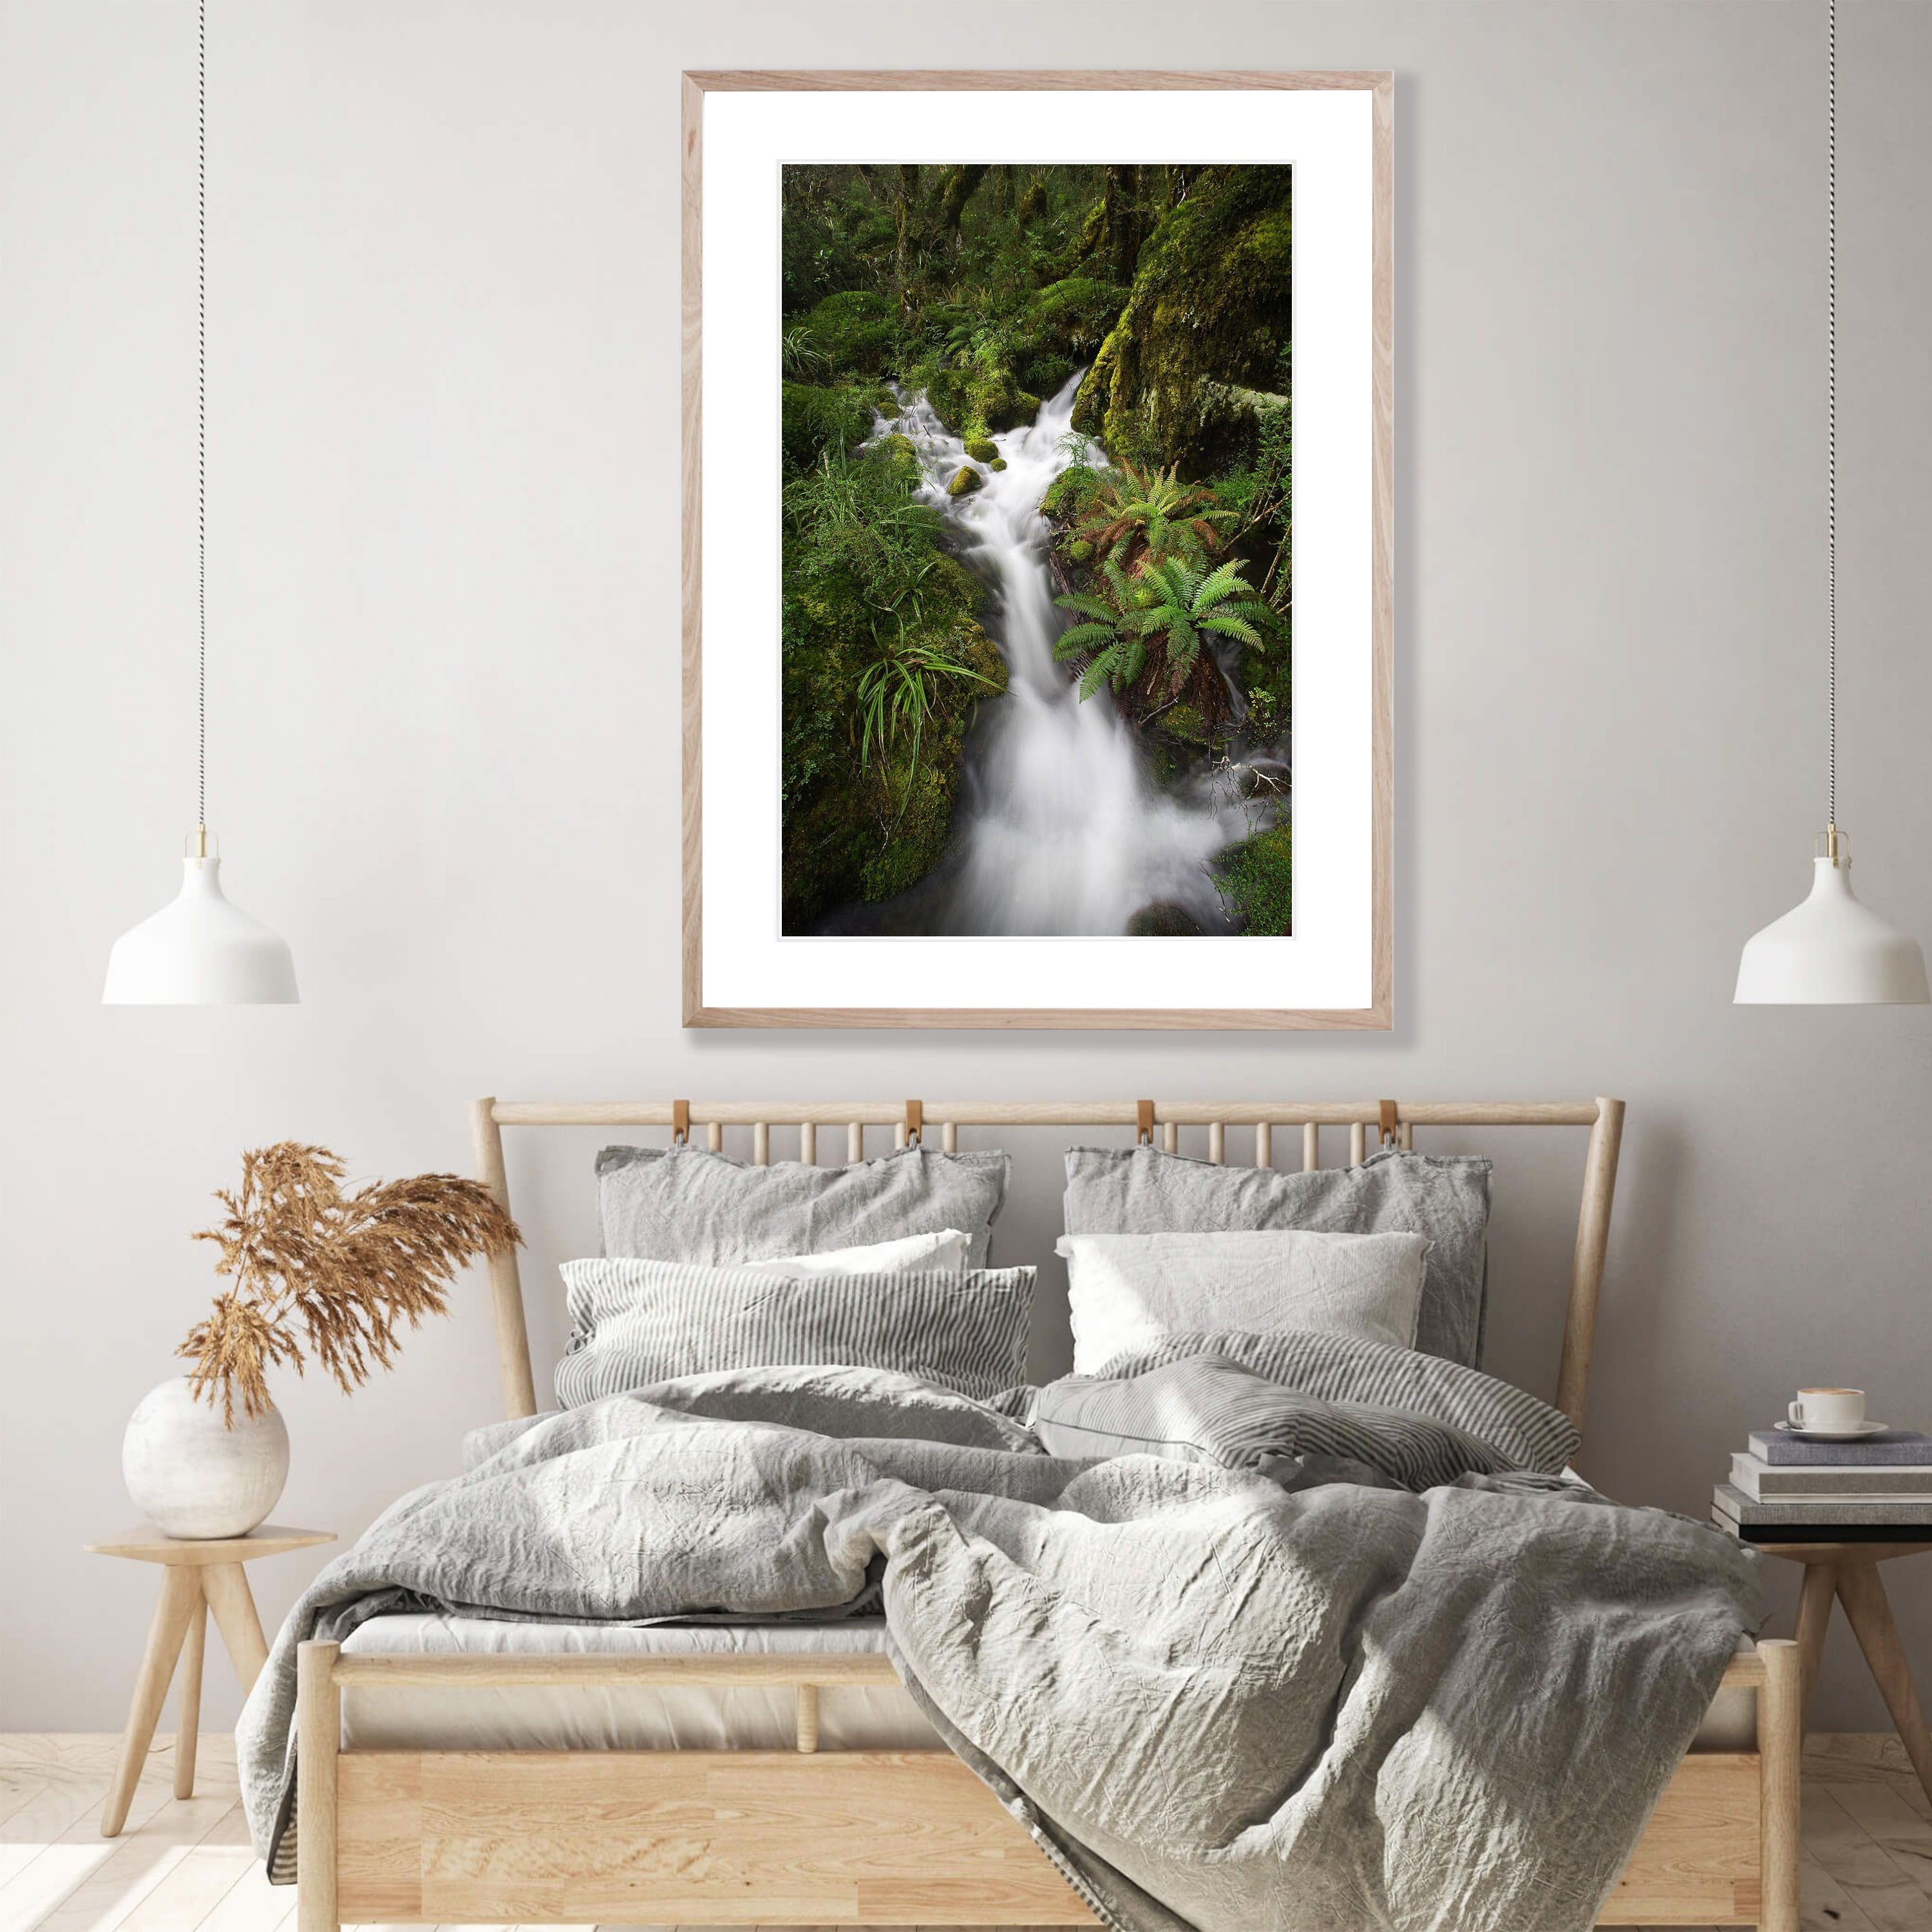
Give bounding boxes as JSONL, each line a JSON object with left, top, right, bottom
{"left": 824, "top": 371, "right": 1274, "bottom": 937}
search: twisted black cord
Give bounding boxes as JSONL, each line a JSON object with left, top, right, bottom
{"left": 197, "top": 0, "right": 207, "bottom": 833}
{"left": 1828, "top": 0, "right": 1837, "bottom": 832}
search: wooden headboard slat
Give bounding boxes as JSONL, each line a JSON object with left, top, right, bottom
{"left": 489, "top": 1100, "right": 1605, "bottom": 1129}
{"left": 469, "top": 1097, "right": 1624, "bottom": 1449}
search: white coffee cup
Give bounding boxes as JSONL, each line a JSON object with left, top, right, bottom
{"left": 1788, "top": 1387, "right": 1866, "bottom": 1433}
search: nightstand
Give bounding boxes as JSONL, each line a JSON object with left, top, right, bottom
{"left": 1736, "top": 1533, "right": 1931, "bottom": 1804}
{"left": 86, "top": 1520, "right": 334, "bottom": 1837}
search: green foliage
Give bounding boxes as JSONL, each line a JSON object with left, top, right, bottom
{"left": 781, "top": 382, "right": 878, "bottom": 473}
{"left": 1067, "top": 538, "right": 1092, "bottom": 562}
{"left": 1053, "top": 551, "right": 1271, "bottom": 702}
{"left": 1069, "top": 459, "right": 1237, "bottom": 571}
{"left": 858, "top": 638, "right": 1001, "bottom": 811}
{"left": 1214, "top": 824, "right": 1293, "bottom": 934}
{"left": 780, "top": 441, "right": 1005, "bottom": 930}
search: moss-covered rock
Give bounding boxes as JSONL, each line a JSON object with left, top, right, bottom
{"left": 1213, "top": 824, "right": 1293, "bottom": 936}
{"left": 973, "top": 370, "right": 1041, "bottom": 435}
{"left": 1126, "top": 900, "right": 1204, "bottom": 936}
{"left": 876, "top": 431, "right": 922, "bottom": 485}
{"left": 1039, "top": 462, "right": 1103, "bottom": 527}
{"left": 1072, "top": 166, "right": 1291, "bottom": 474}
{"left": 947, "top": 465, "right": 983, "bottom": 497}
{"left": 1028, "top": 276, "right": 1130, "bottom": 356}
{"left": 988, "top": 456, "right": 1007, "bottom": 472}
{"left": 1067, "top": 538, "right": 1092, "bottom": 562}
{"left": 963, "top": 437, "right": 999, "bottom": 463}
{"left": 797, "top": 289, "right": 902, "bottom": 377}
{"left": 1159, "top": 703, "right": 1210, "bottom": 747}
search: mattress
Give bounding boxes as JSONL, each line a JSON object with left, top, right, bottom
{"left": 338, "top": 1612, "right": 1758, "bottom": 1754}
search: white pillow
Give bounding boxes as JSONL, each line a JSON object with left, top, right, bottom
{"left": 734, "top": 1227, "right": 971, "bottom": 1278}
{"left": 1054, "top": 1229, "right": 1430, "bottom": 1373}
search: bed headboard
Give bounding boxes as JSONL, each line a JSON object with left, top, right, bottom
{"left": 470, "top": 1096, "right": 1625, "bottom": 1443}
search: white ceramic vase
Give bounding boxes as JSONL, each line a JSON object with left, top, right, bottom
{"left": 122, "top": 1377, "right": 289, "bottom": 1539}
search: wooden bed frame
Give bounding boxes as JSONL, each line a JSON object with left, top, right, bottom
{"left": 294, "top": 1096, "right": 1799, "bottom": 1931}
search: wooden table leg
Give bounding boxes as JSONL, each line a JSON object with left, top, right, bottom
{"left": 1835, "top": 1560, "right": 1932, "bottom": 1804}
{"left": 202, "top": 1561, "right": 269, "bottom": 1692}
{"left": 173, "top": 1580, "right": 206, "bottom": 1799}
{"left": 100, "top": 1565, "right": 199, "bottom": 1837}
{"left": 1794, "top": 1561, "right": 1837, "bottom": 1722}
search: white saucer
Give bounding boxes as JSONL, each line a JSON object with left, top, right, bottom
{"left": 1775, "top": 1419, "right": 1890, "bottom": 1441}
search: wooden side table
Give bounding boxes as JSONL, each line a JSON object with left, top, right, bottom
{"left": 87, "top": 1521, "right": 334, "bottom": 1837}
{"left": 1754, "top": 1537, "right": 1932, "bottom": 1804}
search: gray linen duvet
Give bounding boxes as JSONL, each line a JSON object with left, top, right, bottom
{"left": 237, "top": 1350, "right": 1761, "bottom": 1932}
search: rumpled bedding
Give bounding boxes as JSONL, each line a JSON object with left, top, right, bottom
{"left": 238, "top": 1345, "right": 1761, "bottom": 1932}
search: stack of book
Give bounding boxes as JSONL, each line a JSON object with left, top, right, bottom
{"left": 1714, "top": 1429, "right": 1932, "bottom": 1540}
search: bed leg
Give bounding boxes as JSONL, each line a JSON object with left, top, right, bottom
{"left": 297, "top": 1640, "right": 341, "bottom": 1932}
{"left": 1759, "top": 1637, "right": 1800, "bottom": 1932}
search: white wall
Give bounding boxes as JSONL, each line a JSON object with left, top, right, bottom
{"left": 4, "top": 0, "right": 1930, "bottom": 1734}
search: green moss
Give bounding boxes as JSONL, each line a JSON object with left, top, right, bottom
{"left": 1039, "top": 462, "right": 1103, "bottom": 525}
{"left": 1214, "top": 824, "right": 1293, "bottom": 936}
{"left": 1072, "top": 166, "right": 1291, "bottom": 474}
{"left": 946, "top": 465, "right": 983, "bottom": 497}
{"left": 1066, "top": 538, "right": 1091, "bottom": 562}
{"left": 876, "top": 431, "right": 922, "bottom": 484}
{"left": 988, "top": 456, "right": 1007, "bottom": 471}
{"left": 900, "top": 359, "right": 964, "bottom": 432}
{"left": 1028, "top": 276, "right": 1130, "bottom": 355}
{"left": 963, "top": 437, "right": 999, "bottom": 463}
{"left": 797, "top": 289, "right": 901, "bottom": 377}
{"left": 1160, "top": 703, "right": 1209, "bottom": 746}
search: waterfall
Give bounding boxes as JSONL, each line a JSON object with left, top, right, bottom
{"left": 846, "top": 372, "right": 1264, "bottom": 937}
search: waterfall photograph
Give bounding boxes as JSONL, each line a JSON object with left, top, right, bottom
{"left": 780, "top": 162, "right": 1293, "bottom": 940}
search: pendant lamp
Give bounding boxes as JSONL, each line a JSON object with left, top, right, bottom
{"left": 104, "top": 0, "right": 297, "bottom": 1006}
{"left": 1735, "top": 0, "right": 1927, "bottom": 1006}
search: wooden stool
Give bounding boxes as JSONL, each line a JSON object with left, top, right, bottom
{"left": 87, "top": 1521, "right": 334, "bottom": 1837}
{"left": 1760, "top": 1539, "right": 1932, "bottom": 1803}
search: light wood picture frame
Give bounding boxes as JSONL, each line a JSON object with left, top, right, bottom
{"left": 681, "top": 71, "right": 1393, "bottom": 1028}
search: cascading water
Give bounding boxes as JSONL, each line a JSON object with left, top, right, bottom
{"left": 834, "top": 371, "right": 1271, "bottom": 937}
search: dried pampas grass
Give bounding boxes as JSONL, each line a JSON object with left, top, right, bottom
{"left": 180, "top": 1142, "right": 522, "bottom": 1425}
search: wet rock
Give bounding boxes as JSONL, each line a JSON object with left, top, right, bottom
{"left": 947, "top": 465, "right": 984, "bottom": 497}
{"left": 1126, "top": 900, "right": 1204, "bottom": 937}
{"left": 963, "top": 437, "right": 999, "bottom": 463}
{"left": 989, "top": 457, "right": 1007, "bottom": 471}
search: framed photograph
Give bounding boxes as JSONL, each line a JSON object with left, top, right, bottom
{"left": 683, "top": 70, "right": 1391, "bottom": 1028}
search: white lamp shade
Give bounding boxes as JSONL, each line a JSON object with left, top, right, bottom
{"left": 1734, "top": 855, "right": 1929, "bottom": 1005}
{"left": 102, "top": 855, "right": 299, "bottom": 1005}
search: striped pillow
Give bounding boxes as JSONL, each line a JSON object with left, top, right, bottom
{"left": 1078, "top": 1329, "right": 1580, "bottom": 1475}
{"left": 556, "top": 1258, "right": 1035, "bottom": 1408}
{"left": 1029, "top": 1355, "right": 1530, "bottom": 1492}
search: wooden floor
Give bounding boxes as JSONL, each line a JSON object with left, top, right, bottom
{"left": 4, "top": 1734, "right": 1929, "bottom": 1932}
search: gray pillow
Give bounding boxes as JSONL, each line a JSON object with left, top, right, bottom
{"left": 1068, "top": 1329, "right": 1578, "bottom": 1475}
{"left": 556, "top": 1258, "right": 1034, "bottom": 1407}
{"left": 1028, "top": 1354, "right": 1546, "bottom": 1490}
{"left": 598, "top": 1143, "right": 1010, "bottom": 1269}
{"left": 1062, "top": 1146, "right": 1492, "bottom": 1366}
